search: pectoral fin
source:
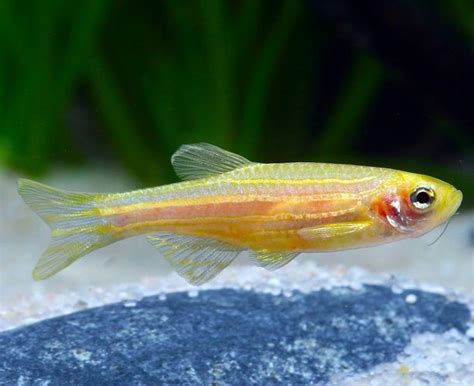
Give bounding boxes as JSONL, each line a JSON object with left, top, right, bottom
{"left": 297, "top": 221, "right": 372, "bottom": 240}
{"left": 146, "top": 233, "right": 242, "bottom": 285}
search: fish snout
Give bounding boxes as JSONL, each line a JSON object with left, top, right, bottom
{"left": 447, "top": 189, "right": 463, "bottom": 216}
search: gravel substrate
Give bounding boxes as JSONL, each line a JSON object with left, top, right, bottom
{"left": 335, "top": 329, "right": 474, "bottom": 385}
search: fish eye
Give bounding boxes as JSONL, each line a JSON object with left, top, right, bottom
{"left": 410, "top": 187, "right": 435, "bottom": 210}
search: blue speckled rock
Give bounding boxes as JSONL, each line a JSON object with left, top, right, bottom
{"left": 0, "top": 285, "right": 470, "bottom": 384}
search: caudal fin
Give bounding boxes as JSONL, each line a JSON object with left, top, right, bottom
{"left": 17, "top": 179, "right": 115, "bottom": 280}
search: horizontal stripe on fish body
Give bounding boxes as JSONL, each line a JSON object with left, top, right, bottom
{"left": 107, "top": 209, "right": 364, "bottom": 247}
{"left": 96, "top": 163, "right": 392, "bottom": 206}
{"left": 98, "top": 192, "right": 365, "bottom": 216}
{"left": 106, "top": 197, "right": 365, "bottom": 231}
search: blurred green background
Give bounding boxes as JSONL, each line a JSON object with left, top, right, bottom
{"left": 1, "top": 0, "right": 473, "bottom": 205}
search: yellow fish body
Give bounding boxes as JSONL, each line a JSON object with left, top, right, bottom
{"left": 18, "top": 143, "right": 463, "bottom": 285}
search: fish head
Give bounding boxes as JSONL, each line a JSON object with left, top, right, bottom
{"left": 372, "top": 171, "right": 462, "bottom": 237}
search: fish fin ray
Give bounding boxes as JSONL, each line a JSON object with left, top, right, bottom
{"left": 171, "top": 143, "right": 252, "bottom": 181}
{"left": 298, "top": 221, "right": 372, "bottom": 240}
{"left": 17, "top": 179, "right": 115, "bottom": 280}
{"left": 253, "top": 250, "right": 299, "bottom": 271}
{"left": 146, "top": 232, "right": 242, "bottom": 285}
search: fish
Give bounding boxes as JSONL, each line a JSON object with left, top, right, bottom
{"left": 17, "top": 143, "right": 463, "bottom": 285}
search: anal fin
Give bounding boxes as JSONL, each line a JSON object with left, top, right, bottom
{"left": 146, "top": 233, "right": 242, "bottom": 285}
{"left": 254, "top": 250, "right": 299, "bottom": 271}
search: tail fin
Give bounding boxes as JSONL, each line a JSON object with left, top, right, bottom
{"left": 17, "top": 179, "right": 115, "bottom": 280}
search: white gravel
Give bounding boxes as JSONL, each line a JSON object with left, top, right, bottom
{"left": 332, "top": 329, "right": 474, "bottom": 385}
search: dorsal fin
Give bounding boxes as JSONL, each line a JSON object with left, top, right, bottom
{"left": 171, "top": 143, "right": 252, "bottom": 181}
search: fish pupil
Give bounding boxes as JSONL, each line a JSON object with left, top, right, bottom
{"left": 410, "top": 187, "right": 434, "bottom": 210}
{"left": 416, "top": 191, "right": 431, "bottom": 204}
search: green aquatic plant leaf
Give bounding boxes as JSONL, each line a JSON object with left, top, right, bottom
{"left": 437, "top": 0, "right": 474, "bottom": 48}
{"left": 199, "top": 0, "right": 234, "bottom": 145}
{"left": 312, "top": 50, "right": 385, "bottom": 161}
{"left": 0, "top": 0, "right": 112, "bottom": 175}
{"left": 88, "top": 52, "right": 165, "bottom": 184}
{"left": 237, "top": 0, "right": 302, "bottom": 159}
